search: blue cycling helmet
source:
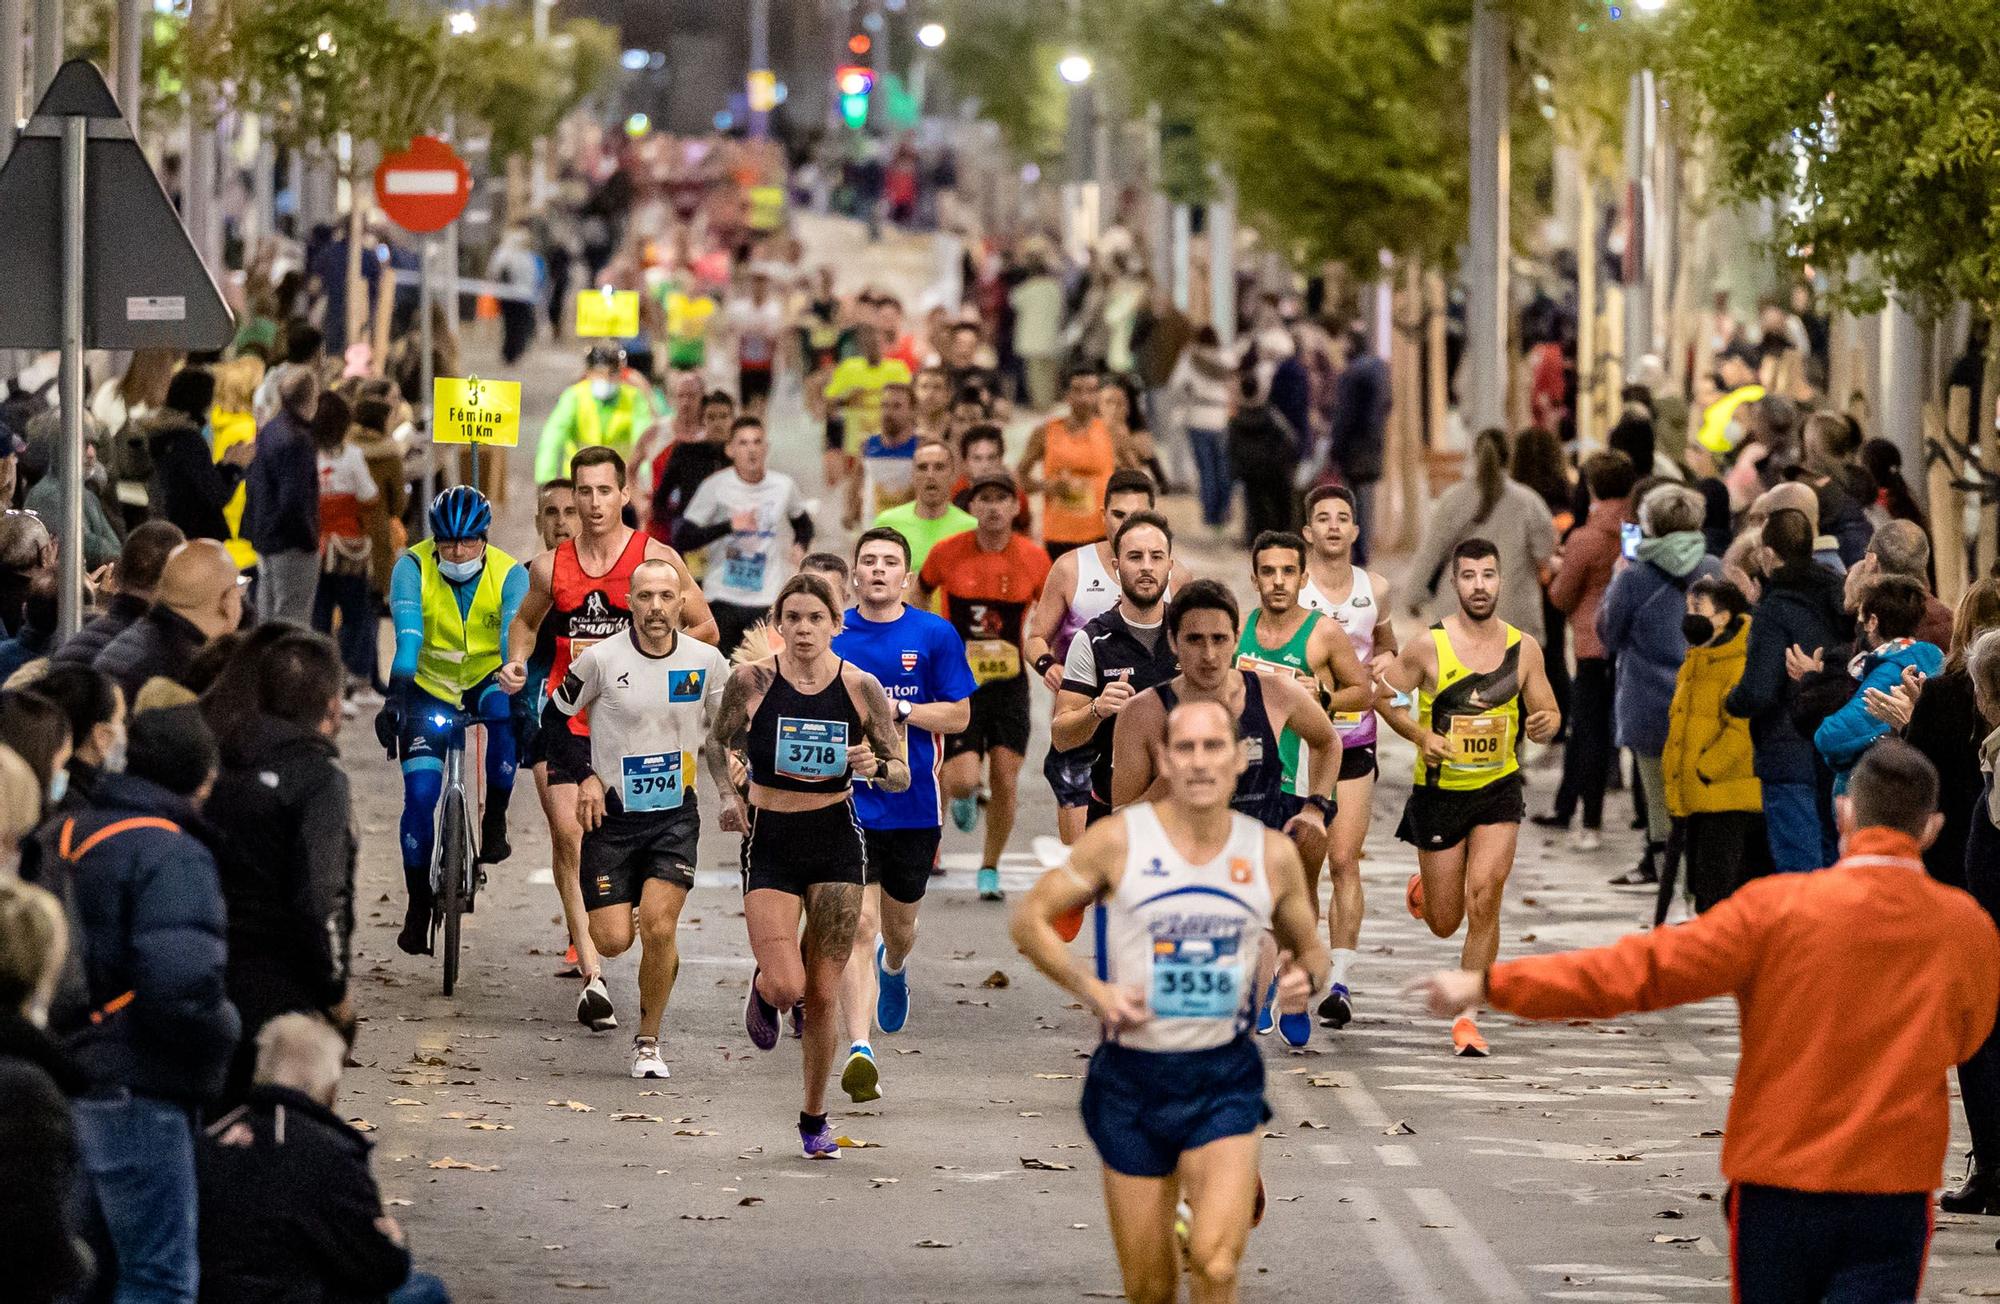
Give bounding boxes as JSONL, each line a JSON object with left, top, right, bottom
{"left": 429, "top": 485, "right": 492, "bottom": 542}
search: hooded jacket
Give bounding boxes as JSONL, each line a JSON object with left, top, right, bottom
{"left": 1814, "top": 637, "right": 1944, "bottom": 792}
{"left": 144, "top": 409, "right": 242, "bottom": 543}
{"left": 1596, "top": 534, "right": 1721, "bottom": 754}
{"left": 1663, "top": 615, "right": 1761, "bottom": 815}
{"left": 1725, "top": 560, "right": 1850, "bottom": 784}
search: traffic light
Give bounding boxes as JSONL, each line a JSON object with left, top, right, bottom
{"left": 836, "top": 64, "right": 874, "bottom": 129}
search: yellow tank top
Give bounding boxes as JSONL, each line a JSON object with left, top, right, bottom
{"left": 1412, "top": 623, "right": 1522, "bottom": 791}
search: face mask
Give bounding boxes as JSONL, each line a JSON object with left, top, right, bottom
{"left": 103, "top": 733, "right": 127, "bottom": 774}
{"left": 438, "top": 557, "right": 483, "bottom": 583}
{"left": 590, "top": 378, "right": 618, "bottom": 402}
{"left": 1681, "top": 614, "right": 1714, "bottom": 647}
{"left": 48, "top": 769, "right": 67, "bottom": 805}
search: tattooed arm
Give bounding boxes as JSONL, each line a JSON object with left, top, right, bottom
{"left": 846, "top": 666, "right": 912, "bottom": 793}
{"left": 705, "top": 663, "right": 769, "bottom": 832}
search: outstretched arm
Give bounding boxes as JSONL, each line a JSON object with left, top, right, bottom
{"left": 499, "top": 552, "right": 554, "bottom": 694}
{"left": 1264, "top": 829, "right": 1332, "bottom": 1013}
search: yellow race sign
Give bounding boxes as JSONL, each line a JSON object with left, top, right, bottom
{"left": 433, "top": 375, "right": 521, "bottom": 446}
{"left": 577, "top": 288, "right": 640, "bottom": 338}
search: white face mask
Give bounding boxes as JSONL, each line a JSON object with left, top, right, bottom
{"left": 102, "top": 729, "right": 127, "bottom": 774}
{"left": 590, "top": 378, "right": 618, "bottom": 403}
{"left": 438, "top": 557, "right": 483, "bottom": 584}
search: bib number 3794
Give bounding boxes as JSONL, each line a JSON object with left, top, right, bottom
{"left": 775, "top": 717, "right": 848, "bottom": 782}
{"left": 622, "top": 751, "right": 685, "bottom": 812}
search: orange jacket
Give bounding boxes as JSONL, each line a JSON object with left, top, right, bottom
{"left": 1487, "top": 828, "right": 2000, "bottom": 1195}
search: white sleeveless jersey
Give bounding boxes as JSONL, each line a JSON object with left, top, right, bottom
{"left": 1302, "top": 568, "right": 1379, "bottom": 746}
{"left": 1054, "top": 542, "right": 1120, "bottom": 661}
{"left": 1099, "top": 803, "right": 1272, "bottom": 1053}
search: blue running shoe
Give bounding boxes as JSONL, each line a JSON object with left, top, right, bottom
{"left": 1317, "top": 983, "right": 1353, "bottom": 1029}
{"left": 1277, "top": 1009, "right": 1311, "bottom": 1048}
{"left": 801, "top": 1120, "right": 842, "bottom": 1160}
{"left": 1256, "top": 976, "right": 1277, "bottom": 1035}
{"left": 977, "top": 866, "right": 1003, "bottom": 900}
{"left": 951, "top": 795, "right": 979, "bottom": 833}
{"left": 841, "top": 1044, "right": 882, "bottom": 1103}
{"left": 875, "top": 941, "right": 910, "bottom": 1033}
{"left": 744, "top": 967, "right": 779, "bottom": 1051}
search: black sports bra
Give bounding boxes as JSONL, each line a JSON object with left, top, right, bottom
{"left": 746, "top": 659, "right": 864, "bottom": 794}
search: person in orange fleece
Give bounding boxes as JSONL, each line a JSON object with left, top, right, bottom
{"left": 1410, "top": 738, "right": 2000, "bottom": 1304}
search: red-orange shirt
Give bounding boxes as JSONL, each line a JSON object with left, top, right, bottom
{"left": 1488, "top": 827, "right": 2000, "bottom": 1195}
{"left": 919, "top": 529, "right": 1051, "bottom": 651}
{"left": 1038, "top": 416, "right": 1115, "bottom": 545}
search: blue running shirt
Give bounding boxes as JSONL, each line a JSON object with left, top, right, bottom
{"left": 834, "top": 604, "right": 978, "bottom": 829}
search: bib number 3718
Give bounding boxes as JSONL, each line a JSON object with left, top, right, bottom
{"left": 775, "top": 717, "right": 848, "bottom": 782}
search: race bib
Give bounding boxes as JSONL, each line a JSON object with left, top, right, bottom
{"left": 775, "top": 717, "right": 847, "bottom": 782}
{"left": 1235, "top": 652, "right": 1311, "bottom": 684}
{"left": 723, "top": 546, "right": 768, "bottom": 595}
{"left": 967, "top": 638, "right": 1021, "bottom": 685}
{"left": 1149, "top": 934, "right": 1246, "bottom": 1020}
{"left": 1447, "top": 713, "right": 1509, "bottom": 770}
{"left": 1333, "top": 708, "right": 1371, "bottom": 734}
{"left": 622, "top": 751, "right": 686, "bottom": 812}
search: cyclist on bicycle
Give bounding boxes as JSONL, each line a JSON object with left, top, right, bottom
{"left": 376, "top": 486, "right": 530, "bottom": 955}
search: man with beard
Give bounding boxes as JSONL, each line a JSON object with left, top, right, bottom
{"left": 548, "top": 559, "right": 730, "bottom": 1080}
{"left": 1377, "top": 538, "right": 1562, "bottom": 1057}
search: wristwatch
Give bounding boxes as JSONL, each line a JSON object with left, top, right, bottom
{"left": 895, "top": 698, "right": 913, "bottom": 724}
{"left": 1302, "top": 794, "right": 1336, "bottom": 822}
{"left": 1034, "top": 652, "right": 1057, "bottom": 676}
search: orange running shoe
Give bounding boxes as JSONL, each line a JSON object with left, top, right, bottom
{"left": 1405, "top": 872, "right": 1425, "bottom": 920}
{"left": 554, "top": 943, "right": 581, "bottom": 978}
{"left": 1451, "top": 1015, "right": 1489, "bottom": 1057}
{"left": 1055, "top": 905, "right": 1086, "bottom": 944}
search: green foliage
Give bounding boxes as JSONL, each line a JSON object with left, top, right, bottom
{"left": 70, "top": 5, "right": 190, "bottom": 134}
{"left": 199, "top": 0, "right": 454, "bottom": 168}
{"left": 931, "top": 0, "right": 1069, "bottom": 165}
{"left": 1664, "top": 0, "right": 2000, "bottom": 314}
{"left": 450, "top": 13, "right": 619, "bottom": 163}
{"left": 1090, "top": 0, "right": 1250, "bottom": 203}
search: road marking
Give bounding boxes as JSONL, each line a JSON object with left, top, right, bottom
{"left": 1336, "top": 1186, "right": 1446, "bottom": 1300}
{"left": 1696, "top": 1075, "right": 1734, "bottom": 1098}
{"left": 1374, "top": 1144, "right": 1421, "bottom": 1167}
{"left": 1405, "top": 1187, "right": 1531, "bottom": 1301}
{"left": 1313, "top": 1069, "right": 1394, "bottom": 1129}
{"left": 1312, "top": 1143, "right": 1350, "bottom": 1165}
{"left": 1664, "top": 1041, "right": 1710, "bottom": 1064}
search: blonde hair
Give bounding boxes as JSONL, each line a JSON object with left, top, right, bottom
{"left": 254, "top": 1012, "right": 346, "bottom": 1102}
{"left": 0, "top": 746, "right": 40, "bottom": 853}
{"left": 133, "top": 677, "right": 198, "bottom": 713}
{"left": 212, "top": 357, "right": 266, "bottom": 414}
{"left": 0, "top": 879, "right": 66, "bottom": 1017}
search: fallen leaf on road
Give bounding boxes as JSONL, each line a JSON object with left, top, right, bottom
{"left": 1654, "top": 1209, "right": 1685, "bottom": 1220}
{"left": 835, "top": 1136, "right": 882, "bottom": 1148}
{"left": 673, "top": 1128, "right": 717, "bottom": 1137}
{"left": 1033, "top": 1073, "right": 1076, "bottom": 1080}
{"left": 870, "top": 1177, "right": 899, "bottom": 1186}
{"left": 385, "top": 1198, "right": 412, "bottom": 1207}
{"left": 981, "top": 970, "right": 1011, "bottom": 988}
{"left": 612, "top": 1114, "right": 663, "bottom": 1124}
{"left": 427, "top": 1158, "right": 500, "bottom": 1171}
{"left": 388, "top": 1098, "right": 425, "bottom": 1107}
{"left": 949, "top": 950, "right": 976, "bottom": 960}
{"left": 554, "top": 1282, "right": 605, "bottom": 1290}
{"left": 1260, "top": 1131, "right": 1287, "bottom": 1139}
{"left": 542, "top": 1245, "right": 565, "bottom": 1251}
{"left": 1020, "top": 1157, "right": 1073, "bottom": 1171}
{"left": 894, "top": 1048, "right": 922, "bottom": 1055}
{"left": 546, "top": 1100, "right": 596, "bottom": 1112}
{"left": 1298, "top": 1120, "right": 1327, "bottom": 1130}
{"left": 1274, "top": 1195, "right": 1303, "bottom": 1202}
{"left": 1517, "top": 933, "right": 1538, "bottom": 943}
{"left": 679, "top": 1214, "right": 729, "bottom": 1222}
{"left": 1307, "top": 1075, "right": 1342, "bottom": 1088}
{"left": 1694, "top": 1129, "right": 1723, "bottom": 1138}
{"left": 956, "top": 999, "right": 991, "bottom": 1007}
{"left": 1382, "top": 1120, "right": 1415, "bottom": 1136}
{"left": 738, "top": 1196, "right": 763, "bottom": 1206}
{"left": 349, "top": 1119, "right": 376, "bottom": 1132}
{"left": 636, "top": 1090, "right": 664, "bottom": 1097}
{"left": 1593, "top": 1153, "right": 1645, "bottom": 1163}
{"left": 1421, "top": 1223, "right": 1453, "bottom": 1229}
{"left": 913, "top": 1239, "right": 955, "bottom": 1249}
{"left": 466, "top": 1123, "right": 512, "bottom": 1131}
{"left": 1652, "top": 1234, "right": 1701, "bottom": 1245}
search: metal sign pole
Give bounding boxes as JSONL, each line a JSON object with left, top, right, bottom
{"left": 55, "top": 111, "right": 83, "bottom": 639}
{"left": 419, "top": 236, "right": 436, "bottom": 528}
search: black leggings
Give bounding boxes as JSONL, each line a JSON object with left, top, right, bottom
{"left": 1550, "top": 657, "right": 1613, "bottom": 828}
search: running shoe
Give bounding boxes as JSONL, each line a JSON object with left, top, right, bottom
{"left": 1405, "top": 872, "right": 1425, "bottom": 920}
{"left": 1569, "top": 827, "right": 1602, "bottom": 853}
{"left": 977, "top": 866, "right": 1003, "bottom": 900}
{"left": 630, "top": 1037, "right": 669, "bottom": 1080}
{"left": 951, "top": 795, "right": 979, "bottom": 833}
{"left": 743, "top": 968, "right": 780, "bottom": 1051}
{"left": 576, "top": 976, "right": 617, "bottom": 1031}
{"left": 1317, "top": 983, "right": 1353, "bottom": 1029}
{"left": 1277, "top": 1008, "right": 1312, "bottom": 1048}
{"left": 553, "top": 942, "right": 582, "bottom": 978}
{"left": 841, "top": 1045, "right": 882, "bottom": 1103}
{"left": 1255, "top": 977, "right": 1277, "bottom": 1036}
{"left": 875, "top": 942, "right": 910, "bottom": 1033}
{"left": 1451, "top": 1015, "right": 1490, "bottom": 1057}
{"left": 801, "top": 1120, "right": 842, "bottom": 1160}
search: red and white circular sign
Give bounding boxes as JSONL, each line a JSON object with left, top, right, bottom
{"left": 374, "top": 135, "right": 471, "bottom": 234}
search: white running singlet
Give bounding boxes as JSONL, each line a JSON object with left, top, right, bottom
{"left": 1053, "top": 542, "right": 1120, "bottom": 661}
{"left": 1303, "top": 568, "right": 1379, "bottom": 747}
{"left": 1099, "top": 803, "right": 1272, "bottom": 1053}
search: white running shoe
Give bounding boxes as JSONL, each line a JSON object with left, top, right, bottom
{"left": 630, "top": 1037, "right": 669, "bottom": 1079}
{"left": 576, "top": 976, "right": 617, "bottom": 1031}
{"left": 1570, "top": 827, "right": 1602, "bottom": 852}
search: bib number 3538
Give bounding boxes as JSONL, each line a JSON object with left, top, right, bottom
{"left": 775, "top": 717, "right": 848, "bottom": 782}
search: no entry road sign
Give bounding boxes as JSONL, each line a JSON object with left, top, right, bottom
{"left": 375, "top": 135, "right": 471, "bottom": 234}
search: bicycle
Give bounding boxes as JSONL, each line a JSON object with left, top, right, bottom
{"left": 420, "top": 704, "right": 485, "bottom": 995}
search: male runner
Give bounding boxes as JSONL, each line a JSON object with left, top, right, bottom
{"left": 1028, "top": 470, "right": 1194, "bottom": 844}
{"left": 520, "top": 479, "right": 582, "bottom": 972}
{"left": 825, "top": 322, "right": 911, "bottom": 525}
{"left": 831, "top": 526, "right": 977, "bottom": 1101}
{"left": 498, "top": 446, "right": 717, "bottom": 1031}
{"left": 549, "top": 559, "right": 730, "bottom": 1078}
{"left": 674, "top": 415, "right": 816, "bottom": 656}
{"left": 918, "top": 471, "right": 1051, "bottom": 901}
{"left": 1012, "top": 699, "right": 1330, "bottom": 1304}
{"left": 1377, "top": 538, "right": 1560, "bottom": 1056}
{"left": 375, "top": 487, "right": 527, "bottom": 957}
{"left": 953, "top": 425, "right": 1033, "bottom": 532}
{"left": 1249, "top": 513, "right": 1385, "bottom": 1028}
{"left": 859, "top": 382, "right": 920, "bottom": 520}
{"left": 1051, "top": 512, "right": 1180, "bottom": 827}
{"left": 1109, "top": 579, "right": 1340, "bottom": 1048}
{"left": 872, "top": 440, "right": 973, "bottom": 579}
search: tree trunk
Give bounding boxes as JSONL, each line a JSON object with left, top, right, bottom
{"left": 1934, "top": 390, "right": 1968, "bottom": 608}
{"left": 1385, "top": 257, "right": 1425, "bottom": 554}
{"left": 1573, "top": 141, "right": 1599, "bottom": 451}
{"left": 506, "top": 154, "right": 530, "bottom": 228}
{"left": 345, "top": 162, "right": 368, "bottom": 362}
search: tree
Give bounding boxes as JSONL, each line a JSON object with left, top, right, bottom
{"left": 931, "top": 0, "right": 1070, "bottom": 166}
{"left": 449, "top": 11, "right": 618, "bottom": 222}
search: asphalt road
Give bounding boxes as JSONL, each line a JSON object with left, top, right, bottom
{"left": 331, "top": 217, "right": 2000, "bottom": 1302}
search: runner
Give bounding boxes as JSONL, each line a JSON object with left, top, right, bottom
{"left": 1017, "top": 366, "right": 1115, "bottom": 561}
{"left": 374, "top": 487, "right": 527, "bottom": 958}
{"left": 953, "top": 425, "right": 1033, "bottom": 533}
{"left": 535, "top": 344, "right": 656, "bottom": 486}
{"left": 1026, "top": 470, "right": 1193, "bottom": 845}
{"left": 499, "top": 446, "right": 717, "bottom": 1031}
{"left": 548, "top": 559, "right": 730, "bottom": 1079}
{"left": 519, "top": 479, "right": 582, "bottom": 975}
{"left": 858, "top": 383, "right": 920, "bottom": 521}
{"left": 674, "top": 415, "right": 816, "bottom": 656}
{"left": 703, "top": 573, "right": 910, "bottom": 1159}
{"left": 1376, "top": 538, "right": 1561, "bottom": 1056}
{"left": 1051, "top": 512, "right": 1180, "bottom": 827}
{"left": 1253, "top": 509, "right": 1387, "bottom": 1029}
{"left": 917, "top": 472, "right": 1052, "bottom": 901}
{"left": 1011, "top": 698, "right": 1330, "bottom": 1304}
{"left": 1108, "top": 579, "right": 1341, "bottom": 1048}
{"left": 825, "top": 322, "right": 912, "bottom": 526}
{"left": 831, "top": 527, "right": 977, "bottom": 1102}
{"left": 871, "top": 439, "right": 973, "bottom": 580}
{"left": 912, "top": 366, "right": 953, "bottom": 444}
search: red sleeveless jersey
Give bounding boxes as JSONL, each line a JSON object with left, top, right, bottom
{"left": 548, "top": 528, "right": 650, "bottom": 736}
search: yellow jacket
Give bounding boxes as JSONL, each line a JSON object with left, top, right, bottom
{"left": 210, "top": 406, "right": 258, "bottom": 571}
{"left": 1663, "top": 615, "right": 1761, "bottom": 815}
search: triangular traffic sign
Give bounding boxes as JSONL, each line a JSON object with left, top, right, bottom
{"left": 0, "top": 59, "right": 232, "bottom": 349}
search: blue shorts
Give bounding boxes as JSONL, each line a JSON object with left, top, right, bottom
{"left": 399, "top": 672, "right": 507, "bottom": 763}
{"left": 1043, "top": 744, "right": 1093, "bottom": 809}
{"left": 1081, "top": 1035, "right": 1271, "bottom": 1178}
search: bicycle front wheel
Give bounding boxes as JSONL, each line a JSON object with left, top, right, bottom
{"left": 439, "top": 787, "right": 467, "bottom": 996}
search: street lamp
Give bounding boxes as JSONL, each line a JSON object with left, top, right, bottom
{"left": 448, "top": 9, "right": 477, "bottom": 36}
{"left": 1634, "top": 0, "right": 1666, "bottom": 9}
{"left": 917, "top": 22, "right": 946, "bottom": 48}
{"left": 1058, "top": 52, "right": 1092, "bottom": 84}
